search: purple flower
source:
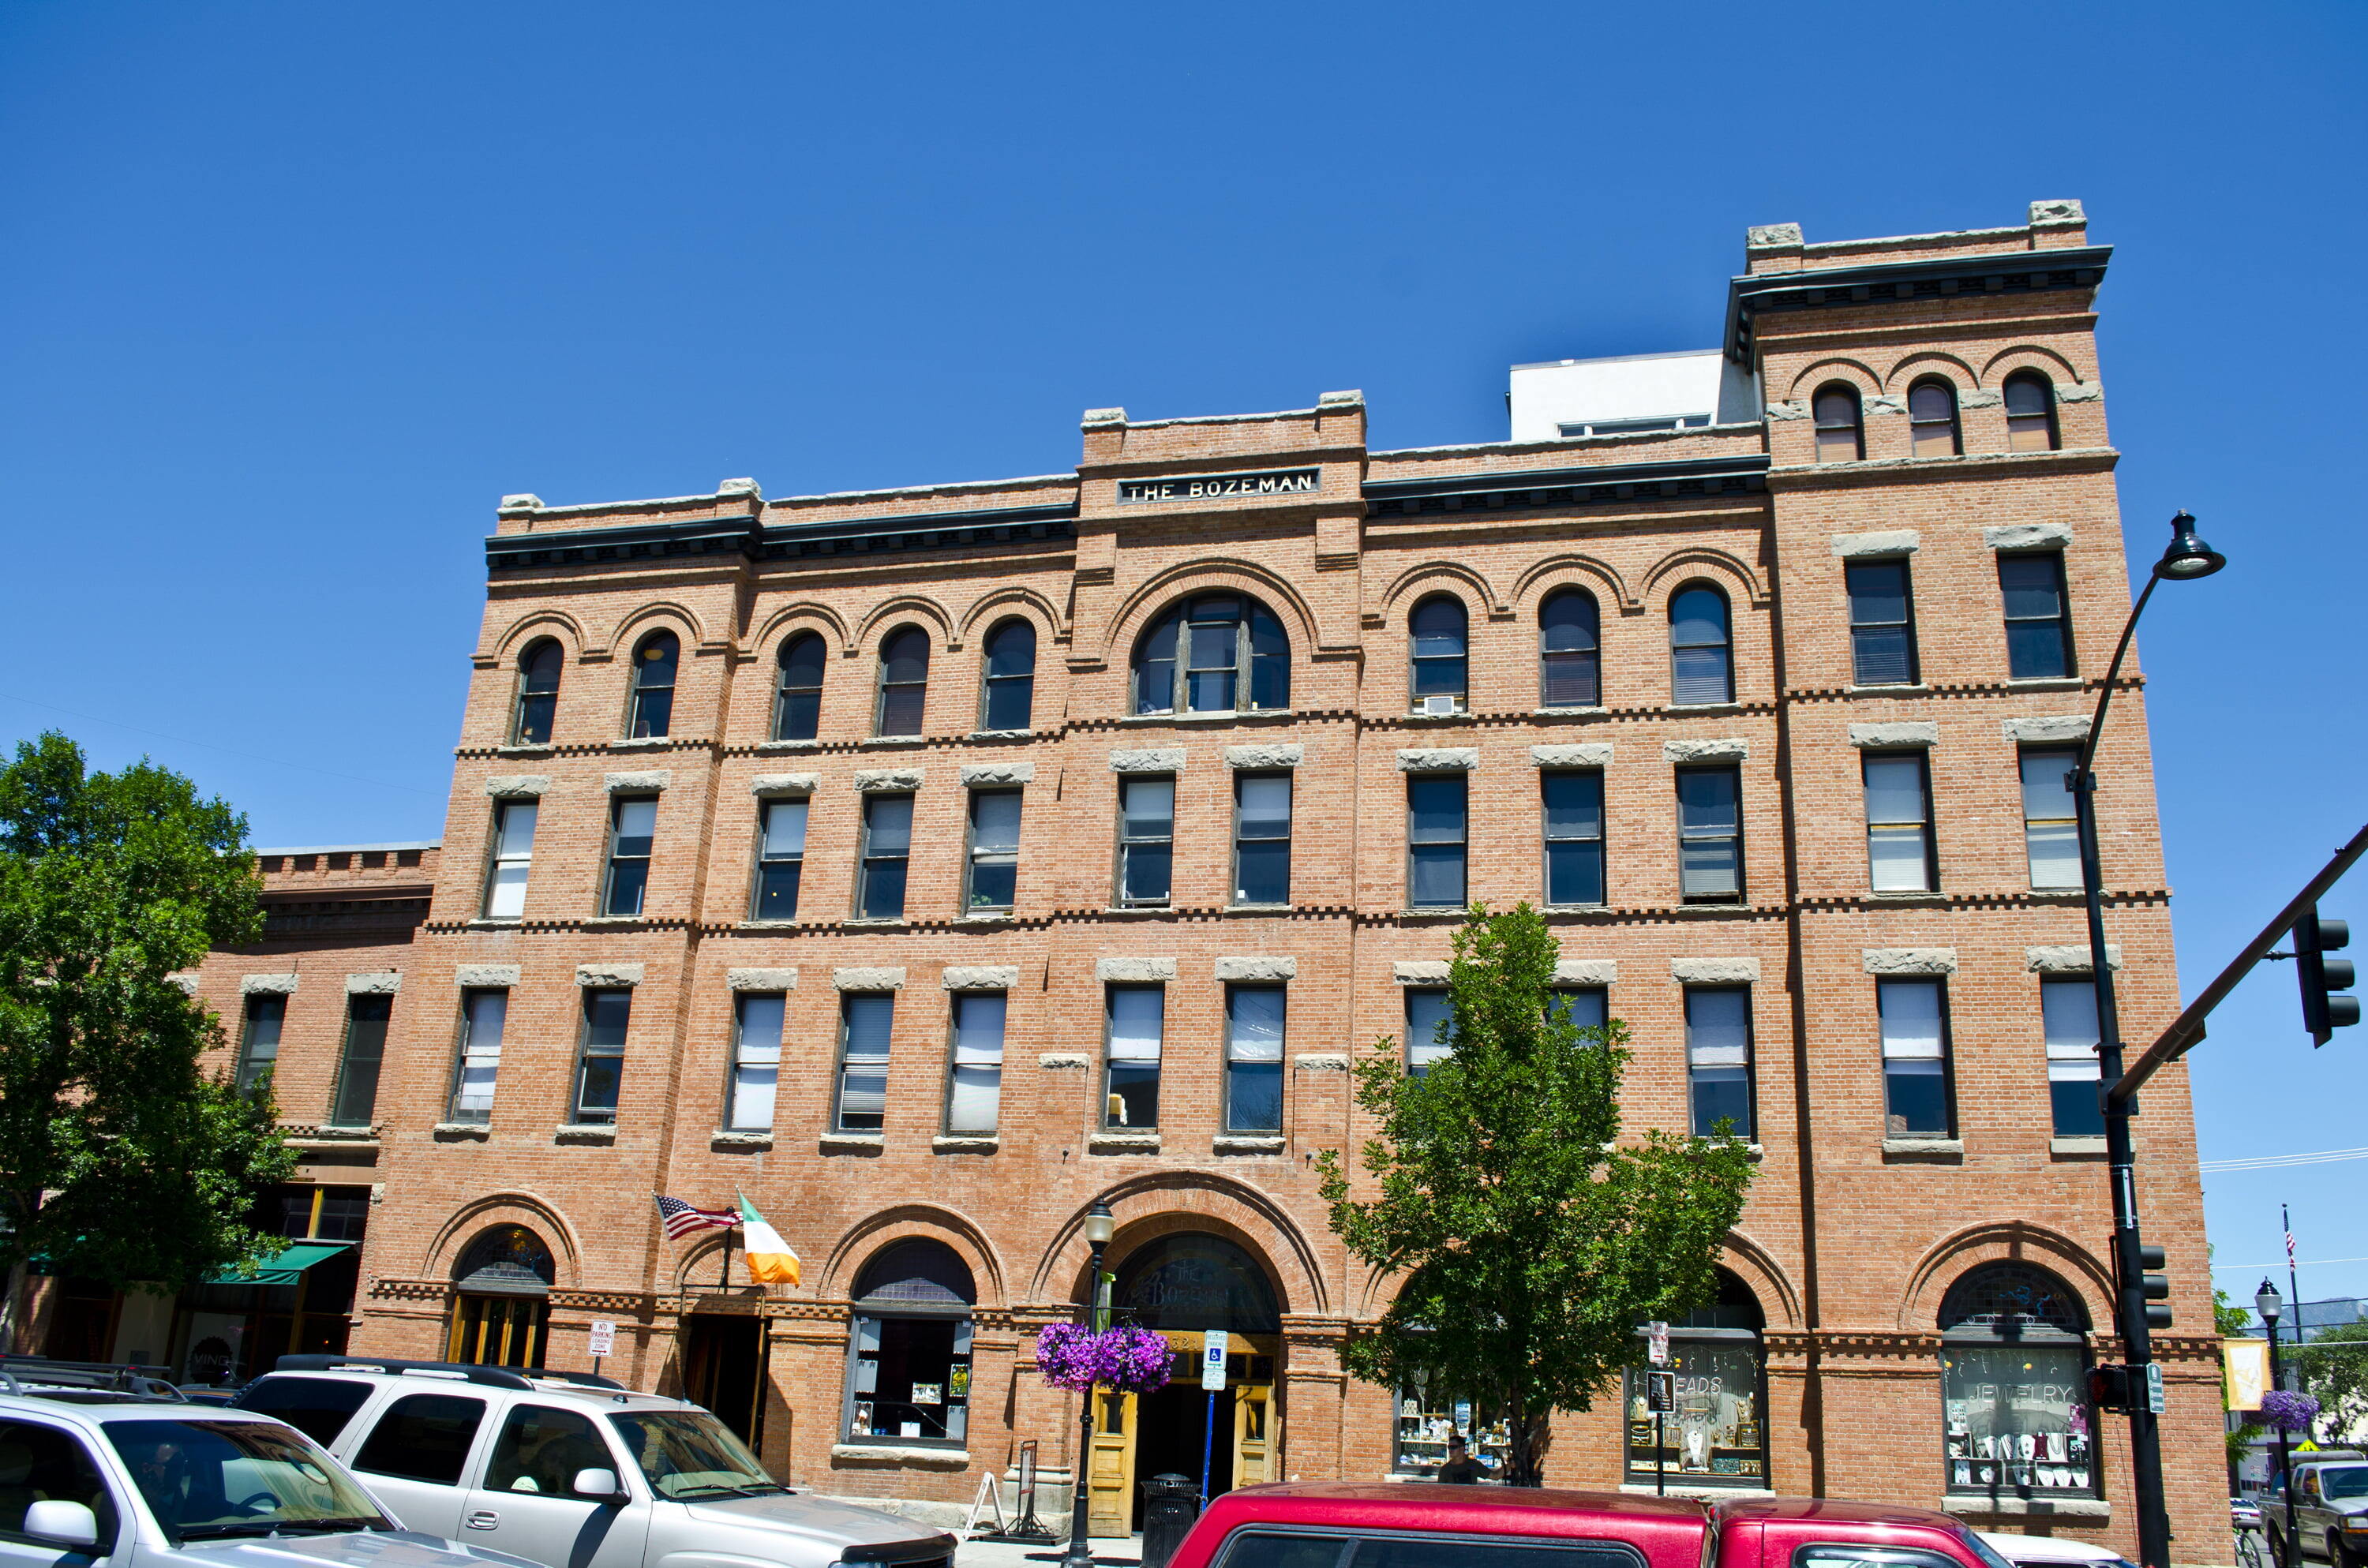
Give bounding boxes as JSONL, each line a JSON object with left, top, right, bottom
{"left": 1035, "top": 1323, "right": 1175, "bottom": 1394}
{"left": 2261, "top": 1390, "right": 2320, "bottom": 1433}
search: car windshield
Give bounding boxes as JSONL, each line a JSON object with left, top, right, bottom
{"left": 103, "top": 1419, "right": 391, "bottom": 1543}
{"left": 2321, "top": 1467, "right": 2368, "bottom": 1501}
{"left": 609, "top": 1411, "right": 785, "bottom": 1499}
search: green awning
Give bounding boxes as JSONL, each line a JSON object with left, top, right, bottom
{"left": 207, "top": 1241, "right": 352, "bottom": 1287}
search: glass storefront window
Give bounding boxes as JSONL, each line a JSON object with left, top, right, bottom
{"left": 1391, "top": 1368, "right": 1508, "bottom": 1479}
{"left": 844, "top": 1240, "right": 976, "bottom": 1448}
{"left": 1621, "top": 1338, "right": 1767, "bottom": 1487}
{"left": 1940, "top": 1343, "right": 2093, "bottom": 1495}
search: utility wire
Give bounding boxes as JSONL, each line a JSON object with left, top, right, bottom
{"left": 2200, "top": 1147, "right": 2368, "bottom": 1173}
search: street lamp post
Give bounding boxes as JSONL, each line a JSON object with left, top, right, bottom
{"left": 2071, "top": 511, "right": 2225, "bottom": 1568}
{"left": 2256, "top": 1280, "right": 2297, "bottom": 1565}
{"left": 1064, "top": 1200, "right": 1117, "bottom": 1568}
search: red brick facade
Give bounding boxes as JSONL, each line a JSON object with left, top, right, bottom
{"left": 163, "top": 203, "right": 2227, "bottom": 1562}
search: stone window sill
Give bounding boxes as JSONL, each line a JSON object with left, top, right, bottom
{"left": 1531, "top": 706, "right": 1608, "bottom": 717}
{"left": 1883, "top": 1137, "right": 1965, "bottom": 1161}
{"left": 556, "top": 1124, "right": 617, "bottom": 1143}
{"left": 2026, "top": 890, "right": 2089, "bottom": 904}
{"left": 1401, "top": 907, "right": 1468, "bottom": 921}
{"left": 609, "top": 736, "right": 676, "bottom": 751}
{"left": 1088, "top": 1131, "right": 1160, "bottom": 1154}
{"left": 1226, "top": 903, "right": 1293, "bottom": 915}
{"left": 495, "top": 744, "right": 555, "bottom": 758}
{"left": 1214, "top": 1136, "right": 1285, "bottom": 1155}
{"left": 466, "top": 917, "right": 523, "bottom": 930}
{"left": 287, "top": 1136, "right": 382, "bottom": 1153}
{"left": 1542, "top": 903, "right": 1609, "bottom": 914}
{"left": 859, "top": 735, "right": 927, "bottom": 748}
{"left": 434, "top": 1122, "right": 492, "bottom": 1140}
{"left": 967, "top": 728, "right": 1038, "bottom": 741}
{"left": 1118, "top": 709, "right": 1290, "bottom": 728}
{"left": 1665, "top": 702, "right": 1748, "bottom": 716}
{"left": 712, "top": 1131, "right": 774, "bottom": 1151}
{"left": 821, "top": 1133, "right": 885, "bottom": 1155}
{"left": 755, "top": 738, "right": 821, "bottom": 751}
{"left": 1941, "top": 1495, "right": 2108, "bottom": 1519}
{"left": 933, "top": 1136, "right": 1000, "bottom": 1155}
{"left": 736, "top": 919, "right": 801, "bottom": 931}
{"left": 582, "top": 916, "right": 647, "bottom": 930}
{"left": 2051, "top": 1136, "right": 2108, "bottom": 1158}
{"left": 1867, "top": 892, "right": 1949, "bottom": 905}
{"left": 830, "top": 1443, "right": 971, "bottom": 1468}
{"left": 1101, "top": 905, "right": 1174, "bottom": 918}
{"left": 954, "top": 914, "right": 1016, "bottom": 928}
{"left": 843, "top": 918, "right": 909, "bottom": 930}
{"left": 1399, "top": 709, "right": 1473, "bottom": 724}
{"left": 1847, "top": 683, "right": 1931, "bottom": 697}
{"left": 962, "top": 905, "right": 1015, "bottom": 920}
{"left": 2003, "top": 677, "right": 2086, "bottom": 692}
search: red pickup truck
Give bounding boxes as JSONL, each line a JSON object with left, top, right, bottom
{"left": 1165, "top": 1483, "right": 2026, "bottom": 1568}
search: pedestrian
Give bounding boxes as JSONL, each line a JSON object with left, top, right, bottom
{"left": 1436, "top": 1433, "right": 1486, "bottom": 1484}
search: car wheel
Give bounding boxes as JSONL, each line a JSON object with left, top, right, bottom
{"left": 2329, "top": 1532, "right": 2353, "bottom": 1568}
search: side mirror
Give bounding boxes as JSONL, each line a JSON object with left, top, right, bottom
{"left": 23, "top": 1500, "right": 100, "bottom": 1549}
{"left": 571, "top": 1468, "right": 624, "bottom": 1503}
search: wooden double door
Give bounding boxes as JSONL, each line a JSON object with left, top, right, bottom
{"left": 1085, "top": 1334, "right": 1277, "bottom": 1536}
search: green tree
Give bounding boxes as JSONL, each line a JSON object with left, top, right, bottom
{"left": 0, "top": 732, "right": 297, "bottom": 1310}
{"left": 2300, "top": 1320, "right": 2368, "bottom": 1446}
{"left": 1317, "top": 903, "right": 1756, "bottom": 1487}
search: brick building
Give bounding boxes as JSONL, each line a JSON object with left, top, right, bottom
{"left": 129, "top": 200, "right": 2227, "bottom": 1560}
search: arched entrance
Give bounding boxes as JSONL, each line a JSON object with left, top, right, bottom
{"left": 1088, "top": 1232, "right": 1283, "bottom": 1534}
{"left": 446, "top": 1225, "right": 553, "bottom": 1368}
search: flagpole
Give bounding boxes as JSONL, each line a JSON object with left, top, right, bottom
{"left": 2284, "top": 1204, "right": 2301, "bottom": 1370}
{"left": 724, "top": 1226, "right": 736, "bottom": 1292}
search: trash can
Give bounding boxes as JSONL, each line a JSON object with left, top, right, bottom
{"left": 1140, "top": 1473, "right": 1202, "bottom": 1568}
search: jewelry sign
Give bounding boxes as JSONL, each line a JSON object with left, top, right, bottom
{"left": 1117, "top": 469, "right": 1320, "bottom": 504}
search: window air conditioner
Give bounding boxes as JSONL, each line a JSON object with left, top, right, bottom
{"left": 1422, "top": 694, "right": 1459, "bottom": 717}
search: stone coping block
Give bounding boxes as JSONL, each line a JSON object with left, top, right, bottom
{"left": 1396, "top": 747, "right": 1476, "bottom": 773}
{"left": 1831, "top": 530, "right": 1920, "bottom": 558}
{"left": 834, "top": 967, "right": 905, "bottom": 990}
{"left": 1088, "top": 1131, "right": 1160, "bottom": 1154}
{"left": 1110, "top": 748, "right": 1184, "bottom": 773}
{"left": 485, "top": 774, "right": 549, "bottom": 797}
{"left": 750, "top": 773, "right": 818, "bottom": 795}
{"left": 1556, "top": 960, "right": 1616, "bottom": 986}
{"left": 854, "top": 768, "right": 923, "bottom": 792}
{"left": 1670, "top": 957, "right": 1759, "bottom": 983}
{"left": 1864, "top": 949, "right": 1958, "bottom": 975}
{"left": 943, "top": 966, "right": 1019, "bottom": 990}
{"left": 1225, "top": 743, "right": 1303, "bottom": 769}
{"left": 1531, "top": 744, "right": 1611, "bottom": 769}
{"left": 242, "top": 973, "right": 299, "bottom": 995}
{"left": 2002, "top": 715, "right": 2089, "bottom": 743}
{"left": 1096, "top": 956, "right": 1176, "bottom": 982}
{"left": 2027, "top": 945, "right": 2121, "bottom": 972}
{"left": 1039, "top": 1053, "right": 1091, "bottom": 1070}
{"left": 727, "top": 968, "right": 799, "bottom": 991}
{"left": 960, "top": 762, "right": 1034, "bottom": 785}
{"left": 1392, "top": 960, "right": 1450, "bottom": 984}
{"left": 1984, "top": 522, "right": 2073, "bottom": 551}
{"left": 1850, "top": 722, "right": 1939, "bottom": 748}
{"left": 931, "top": 1136, "right": 999, "bottom": 1154}
{"left": 577, "top": 964, "right": 644, "bottom": 988}
{"left": 456, "top": 964, "right": 520, "bottom": 987}
{"left": 1213, "top": 956, "right": 1295, "bottom": 982}
{"left": 1664, "top": 737, "right": 1748, "bottom": 763}
{"left": 603, "top": 771, "right": 671, "bottom": 792}
{"left": 346, "top": 971, "right": 402, "bottom": 994}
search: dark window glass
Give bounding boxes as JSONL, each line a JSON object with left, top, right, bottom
{"left": 837, "top": 994, "right": 894, "bottom": 1132}
{"left": 1104, "top": 985, "right": 1163, "bottom": 1128}
{"left": 1670, "top": 586, "right": 1733, "bottom": 705}
{"left": 2042, "top": 979, "right": 2103, "bottom": 1136}
{"left": 237, "top": 994, "right": 284, "bottom": 1094}
{"left": 1553, "top": 986, "right": 1609, "bottom": 1032}
{"left": 575, "top": 988, "right": 630, "bottom": 1124}
{"left": 1233, "top": 773, "right": 1291, "bottom": 906}
{"left": 1999, "top": 554, "right": 2074, "bottom": 679}
{"left": 512, "top": 639, "right": 562, "bottom": 745}
{"left": 1685, "top": 986, "right": 1753, "bottom": 1137}
{"left": 848, "top": 1313, "right": 975, "bottom": 1445}
{"left": 877, "top": 627, "right": 930, "bottom": 736}
{"left": 1879, "top": 979, "right": 1954, "bottom": 1137}
{"left": 982, "top": 619, "right": 1036, "bottom": 732}
{"left": 2003, "top": 372, "right": 2059, "bottom": 451}
{"left": 1249, "top": 601, "right": 1290, "bottom": 710}
{"left": 1540, "top": 589, "right": 1601, "bottom": 706}
{"left": 1130, "top": 595, "right": 1290, "bottom": 714}
{"left": 1407, "top": 773, "right": 1467, "bottom": 909}
{"left": 859, "top": 793, "right": 913, "bottom": 919}
{"left": 774, "top": 632, "right": 826, "bottom": 741}
{"left": 330, "top": 994, "right": 390, "bottom": 1128}
{"left": 754, "top": 796, "right": 806, "bottom": 919}
{"left": 1677, "top": 766, "right": 1742, "bottom": 902}
{"left": 232, "top": 1376, "right": 374, "bottom": 1445}
{"left": 1118, "top": 776, "right": 1175, "bottom": 905}
{"left": 1186, "top": 596, "right": 1242, "bottom": 712}
{"left": 0, "top": 1420, "right": 117, "bottom": 1544}
{"left": 1813, "top": 384, "right": 1864, "bottom": 461}
{"left": 1542, "top": 769, "right": 1605, "bottom": 907}
{"left": 1864, "top": 752, "right": 1936, "bottom": 893}
{"left": 603, "top": 795, "right": 657, "bottom": 916}
{"left": 1133, "top": 605, "right": 1179, "bottom": 714}
{"left": 485, "top": 1404, "right": 611, "bottom": 1495}
{"left": 1909, "top": 380, "right": 1961, "bottom": 458}
{"left": 628, "top": 631, "right": 678, "bottom": 739}
{"left": 354, "top": 1393, "right": 488, "bottom": 1487}
{"left": 1225, "top": 984, "right": 1285, "bottom": 1133}
{"left": 1409, "top": 595, "right": 1468, "bottom": 705}
{"left": 1404, "top": 988, "right": 1455, "bottom": 1075}
{"left": 1845, "top": 559, "right": 1918, "bottom": 686}
{"left": 966, "top": 789, "right": 1021, "bottom": 911}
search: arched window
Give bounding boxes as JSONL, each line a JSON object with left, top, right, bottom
{"left": 1539, "top": 588, "right": 1601, "bottom": 707}
{"left": 1131, "top": 593, "right": 1290, "bottom": 716}
{"left": 774, "top": 632, "right": 825, "bottom": 742}
{"left": 1112, "top": 1232, "right": 1282, "bottom": 1334}
{"left": 1813, "top": 384, "right": 1864, "bottom": 462}
{"left": 846, "top": 1240, "right": 976, "bottom": 1447}
{"left": 448, "top": 1224, "right": 553, "bottom": 1369}
{"left": 511, "top": 639, "right": 562, "bottom": 746}
{"left": 1408, "top": 595, "right": 1469, "bottom": 710}
{"left": 1669, "top": 585, "right": 1733, "bottom": 705}
{"left": 875, "top": 627, "right": 930, "bottom": 737}
{"left": 1939, "top": 1263, "right": 2095, "bottom": 1501}
{"left": 1909, "top": 378, "right": 1961, "bottom": 458}
{"left": 628, "top": 631, "right": 678, "bottom": 739}
{"left": 1621, "top": 1268, "right": 1768, "bottom": 1490}
{"left": 980, "top": 618, "right": 1036, "bottom": 732}
{"left": 2003, "top": 371, "right": 2060, "bottom": 452}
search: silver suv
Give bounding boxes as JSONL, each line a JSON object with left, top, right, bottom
{"left": 0, "top": 1357, "right": 542, "bottom": 1568}
{"left": 234, "top": 1356, "right": 954, "bottom": 1568}
{"left": 2266, "top": 1456, "right": 2368, "bottom": 1568}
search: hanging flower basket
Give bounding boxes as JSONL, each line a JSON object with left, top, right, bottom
{"left": 2261, "top": 1389, "right": 2320, "bottom": 1433}
{"left": 1035, "top": 1323, "right": 1174, "bottom": 1394}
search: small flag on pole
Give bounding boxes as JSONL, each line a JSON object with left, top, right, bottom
{"left": 737, "top": 1194, "right": 801, "bottom": 1286}
{"left": 655, "top": 1195, "right": 737, "bottom": 1241}
{"left": 2287, "top": 1226, "right": 2298, "bottom": 1270}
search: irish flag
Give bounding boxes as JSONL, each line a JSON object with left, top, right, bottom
{"left": 738, "top": 1195, "right": 801, "bottom": 1286}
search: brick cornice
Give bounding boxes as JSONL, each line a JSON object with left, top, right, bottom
{"left": 1765, "top": 448, "right": 2118, "bottom": 492}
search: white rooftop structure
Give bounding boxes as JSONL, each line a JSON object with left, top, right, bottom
{"left": 1507, "top": 348, "right": 1760, "bottom": 444}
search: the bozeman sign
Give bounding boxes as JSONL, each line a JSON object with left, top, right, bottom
{"left": 1118, "top": 469, "right": 1320, "bottom": 504}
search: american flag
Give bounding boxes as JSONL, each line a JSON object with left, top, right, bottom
{"left": 655, "top": 1194, "right": 737, "bottom": 1241}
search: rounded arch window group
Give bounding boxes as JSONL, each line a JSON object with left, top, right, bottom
{"left": 1811, "top": 368, "right": 2064, "bottom": 466}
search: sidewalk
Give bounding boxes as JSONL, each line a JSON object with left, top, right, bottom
{"left": 957, "top": 1534, "right": 1144, "bottom": 1568}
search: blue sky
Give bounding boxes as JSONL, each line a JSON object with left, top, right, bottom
{"left": 3, "top": 2, "right": 2363, "bottom": 1304}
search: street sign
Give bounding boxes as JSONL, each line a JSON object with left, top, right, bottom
{"left": 588, "top": 1320, "right": 616, "bottom": 1358}
{"left": 1647, "top": 1372, "right": 1675, "bottom": 1413}
{"left": 1201, "top": 1330, "right": 1229, "bottom": 1391}
{"left": 1647, "top": 1321, "right": 1669, "bottom": 1367}
{"left": 2145, "top": 1362, "right": 2167, "bottom": 1415}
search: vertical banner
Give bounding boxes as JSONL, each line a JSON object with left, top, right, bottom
{"left": 2224, "top": 1338, "right": 2269, "bottom": 1411}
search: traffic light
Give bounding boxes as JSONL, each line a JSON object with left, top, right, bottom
{"left": 2138, "top": 1244, "right": 2172, "bottom": 1329}
{"left": 2295, "top": 906, "right": 2359, "bottom": 1046}
{"left": 2088, "top": 1364, "right": 2137, "bottom": 1412}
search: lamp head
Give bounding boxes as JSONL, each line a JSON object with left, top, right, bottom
{"left": 1083, "top": 1200, "right": 1115, "bottom": 1247}
{"left": 2154, "top": 511, "right": 2226, "bottom": 580}
{"left": 2256, "top": 1278, "right": 2283, "bottom": 1327}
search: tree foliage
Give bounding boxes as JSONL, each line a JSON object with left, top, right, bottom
{"left": 0, "top": 732, "right": 296, "bottom": 1294}
{"left": 2301, "top": 1320, "right": 2368, "bottom": 1445}
{"left": 1317, "top": 903, "right": 1756, "bottom": 1487}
